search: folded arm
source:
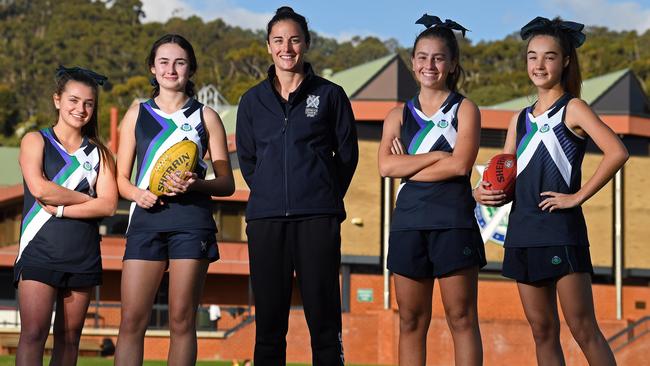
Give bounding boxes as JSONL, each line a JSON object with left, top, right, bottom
{"left": 48, "top": 154, "right": 118, "bottom": 218}
{"left": 20, "top": 132, "right": 92, "bottom": 206}
{"left": 378, "top": 106, "right": 450, "bottom": 178}
{"left": 409, "top": 99, "right": 481, "bottom": 182}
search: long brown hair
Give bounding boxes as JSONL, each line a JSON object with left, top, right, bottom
{"left": 54, "top": 71, "right": 115, "bottom": 170}
{"left": 525, "top": 18, "right": 582, "bottom": 97}
{"left": 146, "top": 34, "right": 198, "bottom": 98}
{"left": 412, "top": 26, "right": 465, "bottom": 92}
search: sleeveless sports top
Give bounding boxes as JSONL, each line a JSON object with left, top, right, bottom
{"left": 16, "top": 127, "right": 102, "bottom": 274}
{"left": 391, "top": 92, "right": 476, "bottom": 231}
{"left": 127, "top": 98, "right": 216, "bottom": 234}
{"left": 505, "top": 93, "right": 589, "bottom": 248}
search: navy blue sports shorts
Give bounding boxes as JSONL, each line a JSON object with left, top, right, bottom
{"left": 124, "top": 229, "right": 219, "bottom": 262}
{"left": 15, "top": 265, "right": 102, "bottom": 289}
{"left": 388, "top": 228, "right": 486, "bottom": 278}
{"left": 502, "top": 245, "right": 593, "bottom": 284}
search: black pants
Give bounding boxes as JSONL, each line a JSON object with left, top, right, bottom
{"left": 247, "top": 216, "right": 344, "bottom": 366}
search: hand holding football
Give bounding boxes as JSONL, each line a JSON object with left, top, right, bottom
{"left": 149, "top": 140, "right": 199, "bottom": 196}
{"left": 482, "top": 153, "right": 516, "bottom": 200}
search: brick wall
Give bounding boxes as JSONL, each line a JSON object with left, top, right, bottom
{"left": 6, "top": 273, "right": 644, "bottom": 363}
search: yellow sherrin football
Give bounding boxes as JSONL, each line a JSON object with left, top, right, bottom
{"left": 149, "top": 140, "right": 199, "bottom": 196}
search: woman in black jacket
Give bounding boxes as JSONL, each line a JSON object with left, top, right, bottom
{"left": 236, "top": 6, "right": 358, "bottom": 365}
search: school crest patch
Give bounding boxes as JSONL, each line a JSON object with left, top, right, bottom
{"left": 305, "top": 94, "right": 320, "bottom": 117}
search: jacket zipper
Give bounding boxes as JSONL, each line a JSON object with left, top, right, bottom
{"left": 282, "top": 107, "right": 290, "bottom": 216}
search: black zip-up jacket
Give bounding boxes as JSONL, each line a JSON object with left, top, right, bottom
{"left": 236, "top": 63, "right": 359, "bottom": 221}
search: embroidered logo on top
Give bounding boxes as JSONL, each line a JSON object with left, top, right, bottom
{"left": 540, "top": 124, "right": 550, "bottom": 133}
{"left": 438, "top": 119, "right": 449, "bottom": 128}
{"left": 463, "top": 246, "right": 472, "bottom": 256}
{"left": 180, "top": 123, "right": 192, "bottom": 132}
{"left": 551, "top": 256, "right": 562, "bottom": 265}
{"left": 305, "top": 94, "right": 320, "bottom": 117}
{"left": 83, "top": 161, "right": 93, "bottom": 171}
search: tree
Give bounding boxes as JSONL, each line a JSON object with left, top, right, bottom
{"left": 0, "top": 84, "right": 19, "bottom": 136}
{"left": 1, "top": 0, "right": 649, "bottom": 146}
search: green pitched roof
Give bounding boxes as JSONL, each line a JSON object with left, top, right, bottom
{"left": 0, "top": 146, "right": 22, "bottom": 186}
{"left": 227, "top": 54, "right": 398, "bottom": 135}
{"left": 326, "top": 54, "right": 397, "bottom": 98}
{"left": 488, "top": 68, "right": 630, "bottom": 110}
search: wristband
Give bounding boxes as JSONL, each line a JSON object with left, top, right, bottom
{"left": 56, "top": 205, "right": 64, "bottom": 218}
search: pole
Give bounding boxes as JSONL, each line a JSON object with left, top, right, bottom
{"left": 614, "top": 166, "right": 624, "bottom": 320}
{"left": 383, "top": 177, "right": 393, "bottom": 310}
{"left": 110, "top": 107, "right": 119, "bottom": 154}
{"left": 341, "top": 265, "right": 351, "bottom": 313}
{"left": 94, "top": 285, "right": 100, "bottom": 328}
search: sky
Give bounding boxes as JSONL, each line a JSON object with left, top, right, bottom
{"left": 140, "top": 0, "right": 650, "bottom": 46}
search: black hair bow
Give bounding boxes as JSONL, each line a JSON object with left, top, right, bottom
{"left": 520, "top": 16, "right": 586, "bottom": 48}
{"left": 56, "top": 65, "right": 108, "bottom": 86}
{"left": 416, "top": 14, "right": 469, "bottom": 37}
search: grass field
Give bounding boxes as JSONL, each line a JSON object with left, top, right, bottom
{"left": 0, "top": 358, "right": 229, "bottom": 366}
{"left": 0, "top": 356, "right": 375, "bottom": 366}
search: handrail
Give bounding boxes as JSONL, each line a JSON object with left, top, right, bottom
{"left": 607, "top": 316, "right": 650, "bottom": 352}
{"left": 0, "top": 303, "right": 255, "bottom": 338}
{"left": 223, "top": 314, "right": 255, "bottom": 338}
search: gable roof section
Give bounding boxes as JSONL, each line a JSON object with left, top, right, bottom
{"left": 326, "top": 54, "right": 402, "bottom": 99}
{"left": 350, "top": 55, "right": 418, "bottom": 101}
{"left": 488, "top": 69, "right": 630, "bottom": 110}
{"left": 325, "top": 54, "right": 417, "bottom": 121}
{"left": 481, "top": 68, "right": 650, "bottom": 136}
{"left": 591, "top": 71, "right": 650, "bottom": 116}
{"left": 225, "top": 55, "right": 417, "bottom": 132}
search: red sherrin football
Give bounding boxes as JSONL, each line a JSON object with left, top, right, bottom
{"left": 482, "top": 153, "right": 517, "bottom": 200}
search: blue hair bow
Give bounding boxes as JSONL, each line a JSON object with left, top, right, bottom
{"left": 56, "top": 65, "right": 108, "bottom": 86}
{"left": 416, "top": 14, "right": 469, "bottom": 38}
{"left": 520, "top": 16, "right": 586, "bottom": 48}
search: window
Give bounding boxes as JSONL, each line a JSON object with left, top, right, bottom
{"left": 213, "top": 202, "right": 246, "bottom": 242}
{"left": 480, "top": 129, "right": 507, "bottom": 148}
